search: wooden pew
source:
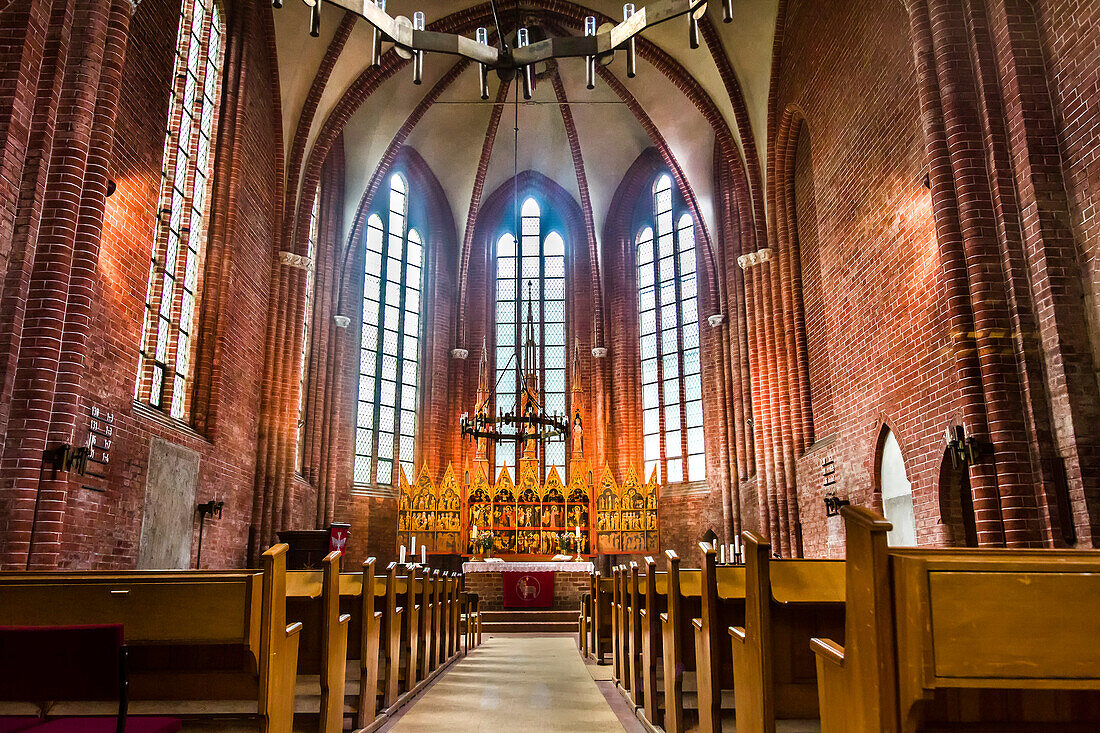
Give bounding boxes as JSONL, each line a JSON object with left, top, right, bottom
{"left": 616, "top": 561, "right": 624, "bottom": 682}
{"left": 660, "top": 550, "right": 704, "bottom": 733}
{"left": 286, "top": 550, "right": 351, "bottom": 733}
{"left": 0, "top": 544, "right": 301, "bottom": 733}
{"left": 338, "top": 558, "right": 385, "bottom": 731}
{"left": 592, "top": 572, "right": 614, "bottom": 664}
{"left": 400, "top": 565, "right": 422, "bottom": 696}
{"left": 578, "top": 582, "right": 591, "bottom": 656}
{"left": 640, "top": 556, "right": 668, "bottom": 729}
{"left": 450, "top": 573, "right": 462, "bottom": 657}
{"left": 729, "top": 532, "right": 845, "bottom": 733}
{"left": 812, "top": 506, "right": 1100, "bottom": 732}
{"left": 415, "top": 569, "right": 434, "bottom": 683}
{"left": 379, "top": 562, "right": 406, "bottom": 709}
{"left": 625, "top": 562, "right": 646, "bottom": 709}
{"left": 462, "top": 590, "right": 481, "bottom": 651}
{"left": 692, "top": 543, "right": 746, "bottom": 733}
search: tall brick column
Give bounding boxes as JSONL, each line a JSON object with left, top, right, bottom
{"left": 0, "top": 0, "right": 130, "bottom": 569}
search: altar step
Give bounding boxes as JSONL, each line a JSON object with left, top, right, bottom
{"left": 480, "top": 609, "right": 579, "bottom": 634}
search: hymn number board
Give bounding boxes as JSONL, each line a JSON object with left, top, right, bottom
{"left": 80, "top": 403, "right": 114, "bottom": 489}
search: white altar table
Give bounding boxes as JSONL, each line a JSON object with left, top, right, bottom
{"left": 461, "top": 560, "right": 594, "bottom": 610}
{"left": 462, "top": 561, "right": 594, "bottom": 573}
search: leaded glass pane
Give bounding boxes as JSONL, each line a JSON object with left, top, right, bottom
{"left": 687, "top": 453, "right": 705, "bottom": 481}
{"left": 376, "top": 459, "right": 392, "bottom": 485}
{"left": 354, "top": 456, "right": 372, "bottom": 483}
{"left": 379, "top": 381, "right": 396, "bottom": 409}
{"left": 664, "top": 405, "right": 681, "bottom": 432}
{"left": 685, "top": 399, "right": 703, "bottom": 428}
{"left": 662, "top": 378, "right": 679, "bottom": 406}
{"left": 666, "top": 431, "right": 682, "bottom": 458}
{"left": 667, "top": 458, "right": 683, "bottom": 483}
{"left": 687, "top": 426, "right": 704, "bottom": 453}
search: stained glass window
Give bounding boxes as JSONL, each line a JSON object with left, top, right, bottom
{"left": 495, "top": 198, "right": 567, "bottom": 479}
{"left": 355, "top": 174, "right": 424, "bottom": 487}
{"left": 136, "top": 0, "right": 223, "bottom": 420}
{"left": 637, "top": 174, "right": 705, "bottom": 483}
{"left": 297, "top": 185, "right": 320, "bottom": 473}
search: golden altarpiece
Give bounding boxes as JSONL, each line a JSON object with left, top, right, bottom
{"left": 398, "top": 333, "right": 660, "bottom": 557}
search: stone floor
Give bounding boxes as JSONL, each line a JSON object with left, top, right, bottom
{"left": 381, "top": 634, "right": 633, "bottom": 732}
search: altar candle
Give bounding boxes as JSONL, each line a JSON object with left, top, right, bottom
{"left": 411, "top": 536, "right": 416, "bottom": 554}
{"left": 472, "top": 524, "right": 477, "bottom": 539}
{"left": 719, "top": 544, "right": 726, "bottom": 564}
{"left": 400, "top": 545, "right": 406, "bottom": 563}
{"left": 421, "top": 546, "right": 427, "bottom": 565}
{"left": 729, "top": 544, "right": 735, "bottom": 563}
{"left": 733, "top": 535, "right": 741, "bottom": 558}
{"left": 575, "top": 525, "right": 581, "bottom": 538}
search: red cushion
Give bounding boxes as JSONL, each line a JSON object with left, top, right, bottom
{"left": 0, "top": 718, "right": 41, "bottom": 733}
{"left": 29, "top": 719, "right": 180, "bottom": 733}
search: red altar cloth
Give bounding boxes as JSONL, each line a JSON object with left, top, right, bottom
{"left": 502, "top": 570, "right": 555, "bottom": 609}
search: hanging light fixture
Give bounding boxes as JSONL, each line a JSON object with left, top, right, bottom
{"left": 276, "top": 0, "right": 730, "bottom": 95}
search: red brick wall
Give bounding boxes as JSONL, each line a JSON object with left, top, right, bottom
{"left": 0, "top": 0, "right": 282, "bottom": 569}
{"left": 1035, "top": 1, "right": 1100, "bottom": 366}
{"left": 770, "top": 0, "right": 951, "bottom": 554}
{"left": 792, "top": 124, "right": 834, "bottom": 439}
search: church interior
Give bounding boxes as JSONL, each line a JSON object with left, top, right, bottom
{"left": 2, "top": 0, "right": 1100, "bottom": 729}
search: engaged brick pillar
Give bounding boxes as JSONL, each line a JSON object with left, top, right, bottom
{"left": 0, "top": 0, "right": 116, "bottom": 570}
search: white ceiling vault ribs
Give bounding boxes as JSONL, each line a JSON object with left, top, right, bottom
{"left": 269, "top": 0, "right": 779, "bottom": 301}
{"left": 272, "top": 0, "right": 778, "bottom": 175}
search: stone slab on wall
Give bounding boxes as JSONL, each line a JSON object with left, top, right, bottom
{"left": 137, "top": 437, "right": 200, "bottom": 569}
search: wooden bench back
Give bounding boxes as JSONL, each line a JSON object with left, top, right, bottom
{"left": 731, "top": 531, "right": 846, "bottom": 732}
{"left": 0, "top": 573, "right": 261, "bottom": 655}
{"left": 892, "top": 546, "right": 1100, "bottom": 726}
{"left": 0, "top": 545, "right": 300, "bottom": 733}
{"left": 816, "top": 506, "right": 1100, "bottom": 732}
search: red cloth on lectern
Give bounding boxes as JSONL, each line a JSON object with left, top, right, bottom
{"left": 502, "top": 571, "right": 555, "bottom": 609}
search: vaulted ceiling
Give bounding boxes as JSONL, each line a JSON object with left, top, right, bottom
{"left": 272, "top": 0, "right": 779, "bottom": 247}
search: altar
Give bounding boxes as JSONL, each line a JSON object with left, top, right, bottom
{"left": 462, "top": 560, "right": 594, "bottom": 611}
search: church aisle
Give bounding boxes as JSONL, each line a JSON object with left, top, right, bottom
{"left": 384, "top": 635, "right": 628, "bottom": 732}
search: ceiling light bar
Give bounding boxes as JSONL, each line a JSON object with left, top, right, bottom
{"left": 278, "top": 0, "right": 728, "bottom": 93}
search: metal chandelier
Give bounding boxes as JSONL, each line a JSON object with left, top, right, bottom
{"left": 273, "top": 0, "right": 732, "bottom": 98}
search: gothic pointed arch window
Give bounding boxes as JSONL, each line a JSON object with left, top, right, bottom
{"left": 355, "top": 173, "right": 425, "bottom": 488}
{"left": 636, "top": 174, "right": 704, "bottom": 484}
{"left": 136, "top": 0, "right": 224, "bottom": 420}
{"left": 494, "top": 197, "right": 567, "bottom": 479}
